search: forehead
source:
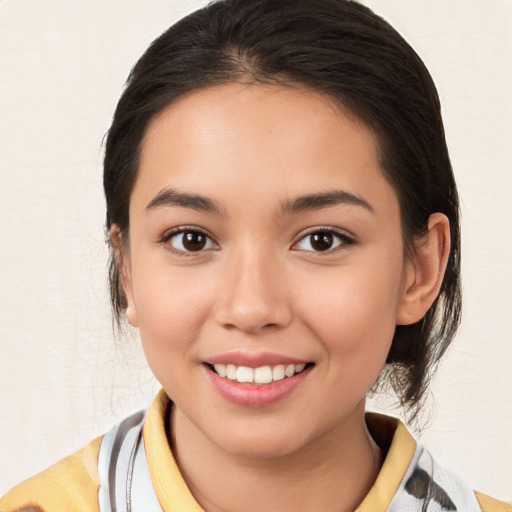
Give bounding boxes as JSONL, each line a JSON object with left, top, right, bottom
{"left": 132, "top": 83, "right": 396, "bottom": 217}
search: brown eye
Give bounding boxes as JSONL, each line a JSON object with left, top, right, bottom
{"left": 167, "top": 229, "right": 215, "bottom": 253}
{"left": 183, "top": 231, "right": 207, "bottom": 251}
{"left": 295, "top": 230, "right": 350, "bottom": 252}
{"left": 310, "top": 232, "right": 334, "bottom": 251}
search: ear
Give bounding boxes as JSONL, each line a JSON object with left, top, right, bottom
{"left": 110, "top": 225, "right": 139, "bottom": 327}
{"left": 396, "top": 213, "right": 451, "bottom": 325}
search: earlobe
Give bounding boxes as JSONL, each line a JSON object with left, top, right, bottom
{"left": 125, "top": 305, "right": 138, "bottom": 327}
{"left": 110, "top": 225, "right": 139, "bottom": 327}
{"left": 396, "top": 213, "right": 450, "bottom": 325}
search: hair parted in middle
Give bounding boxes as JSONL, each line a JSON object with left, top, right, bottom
{"left": 104, "top": 0, "right": 461, "bottom": 420}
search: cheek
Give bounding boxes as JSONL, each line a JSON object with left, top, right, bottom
{"left": 297, "top": 262, "right": 402, "bottom": 365}
{"left": 132, "top": 265, "right": 214, "bottom": 366}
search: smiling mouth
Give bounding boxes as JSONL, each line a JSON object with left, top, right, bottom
{"left": 206, "top": 362, "right": 314, "bottom": 385}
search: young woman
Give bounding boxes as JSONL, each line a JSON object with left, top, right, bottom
{"left": 2, "top": 0, "right": 510, "bottom": 511}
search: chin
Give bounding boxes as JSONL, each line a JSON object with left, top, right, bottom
{"left": 223, "top": 437, "right": 304, "bottom": 460}
{"left": 209, "top": 421, "right": 316, "bottom": 460}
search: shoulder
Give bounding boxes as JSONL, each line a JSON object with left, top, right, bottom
{"left": 361, "top": 413, "right": 511, "bottom": 512}
{"left": 0, "top": 436, "right": 102, "bottom": 512}
{"left": 475, "top": 492, "right": 512, "bottom": 512}
{"left": 406, "top": 440, "right": 511, "bottom": 512}
{"left": 408, "top": 441, "right": 511, "bottom": 512}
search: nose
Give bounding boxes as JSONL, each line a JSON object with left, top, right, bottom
{"left": 214, "top": 248, "right": 292, "bottom": 334}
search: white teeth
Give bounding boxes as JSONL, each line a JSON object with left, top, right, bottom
{"left": 226, "top": 364, "right": 237, "bottom": 380}
{"left": 285, "top": 364, "right": 295, "bottom": 378}
{"left": 236, "top": 366, "right": 254, "bottom": 383}
{"left": 272, "top": 364, "right": 285, "bottom": 381}
{"left": 254, "top": 366, "right": 273, "bottom": 384}
{"left": 214, "top": 364, "right": 226, "bottom": 377}
{"left": 212, "top": 362, "right": 308, "bottom": 384}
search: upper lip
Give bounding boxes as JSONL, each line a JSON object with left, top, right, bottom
{"left": 206, "top": 351, "right": 310, "bottom": 368}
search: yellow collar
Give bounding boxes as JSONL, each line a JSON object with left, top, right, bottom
{"left": 143, "top": 390, "right": 416, "bottom": 512}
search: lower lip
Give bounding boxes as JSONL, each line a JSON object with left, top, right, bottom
{"left": 204, "top": 365, "right": 313, "bottom": 407}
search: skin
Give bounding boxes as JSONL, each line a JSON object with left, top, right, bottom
{"left": 115, "top": 83, "right": 450, "bottom": 512}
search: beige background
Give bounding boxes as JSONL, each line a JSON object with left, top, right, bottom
{"left": 1, "top": 0, "right": 511, "bottom": 500}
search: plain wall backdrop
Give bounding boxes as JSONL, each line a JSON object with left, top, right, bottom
{"left": 1, "top": 0, "right": 511, "bottom": 500}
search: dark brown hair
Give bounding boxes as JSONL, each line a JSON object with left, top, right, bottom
{"left": 104, "top": 0, "right": 461, "bottom": 419}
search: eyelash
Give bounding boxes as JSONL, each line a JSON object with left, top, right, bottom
{"left": 159, "top": 227, "right": 219, "bottom": 256}
{"left": 158, "top": 226, "right": 355, "bottom": 256}
{"left": 292, "top": 227, "right": 355, "bottom": 254}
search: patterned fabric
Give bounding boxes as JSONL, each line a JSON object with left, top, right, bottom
{"left": 97, "top": 411, "right": 163, "bottom": 511}
{"left": 2, "top": 390, "right": 510, "bottom": 512}
{"left": 0, "top": 437, "right": 101, "bottom": 511}
{"left": 382, "top": 445, "right": 481, "bottom": 511}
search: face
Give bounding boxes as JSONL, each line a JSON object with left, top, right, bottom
{"left": 121, "top": 83, "right": 413, "bottom": 458}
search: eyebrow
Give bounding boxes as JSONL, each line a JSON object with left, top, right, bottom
{"left": 145, "top": 187, "right": 373, "bottom": 216}
{"left": 145, "top": 188, "right": 222, "bottom": 214}
{"left": 280, "top": 190, "right": 374, "bottom": 215}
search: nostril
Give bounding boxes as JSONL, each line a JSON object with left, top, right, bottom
{"left": 221, "top": 321, "right": 281, "bottom": 334}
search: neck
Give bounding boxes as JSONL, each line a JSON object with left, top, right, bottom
{"left": 171, "top": 402, "right": 382, "bottom": 512}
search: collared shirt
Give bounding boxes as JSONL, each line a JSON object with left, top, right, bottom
{"left": 2, "top": 390, "right": 510, "bottom": 512}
